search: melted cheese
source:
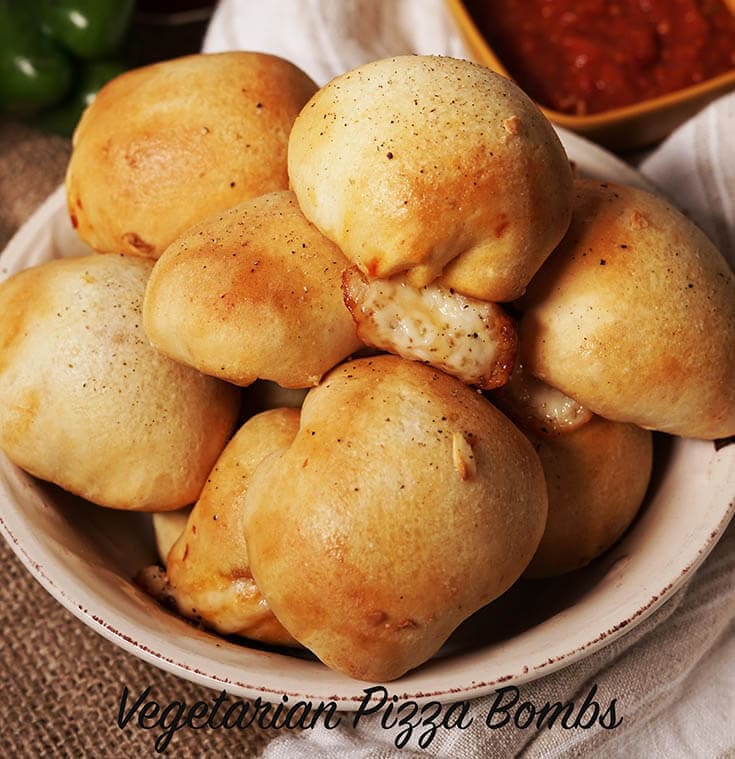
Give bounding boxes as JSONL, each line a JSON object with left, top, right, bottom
{"left": 343, "top": 268, "right": 516, "bottom": 388}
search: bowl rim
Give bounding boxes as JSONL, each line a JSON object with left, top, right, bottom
{"left": 445, "top": 0, "right": 735, "bottom": 127}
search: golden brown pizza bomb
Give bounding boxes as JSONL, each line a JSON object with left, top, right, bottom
{"left": 160, "top": 409, "right": 299, "bottom": 646}
{"left": 0, "top": 254, "right": 240, "bottom": 510}
{"left": 143, "top": 191, "right": 363, "bottom": 387}
{"left": 519, "top": 180, "right": 735, "bottom": 440}
{"left": 288, "top": 55, "right": 573, "bottom": 302}
{"left": 66, "top": 52, "right": 317, "bottom": 259}
{"left": 524, "top": 416, "right": 653, "bottom": 578}
{"left": 243, "top": 355, "right": 548, "bottom": 681}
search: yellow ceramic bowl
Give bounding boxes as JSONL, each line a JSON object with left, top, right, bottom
{"left": 446, "top": 0, "right": 735, "bottom": 151}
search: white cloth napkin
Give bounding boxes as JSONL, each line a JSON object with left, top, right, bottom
{"left": 203, "top": 3, "right": 735, "bottom": 756}
{"left": 639, "top": 96, "right": 735, "bottom": 267}
{"left": 204, "top": 0, "right": 465, "bottom": 86}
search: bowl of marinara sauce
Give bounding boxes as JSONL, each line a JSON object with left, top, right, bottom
{"left": 447, "top": 0, "right": 735, "bottom": 150}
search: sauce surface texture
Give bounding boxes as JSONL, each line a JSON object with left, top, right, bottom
{"left": 466, "top": 0, "right": 735, "bottom": 114}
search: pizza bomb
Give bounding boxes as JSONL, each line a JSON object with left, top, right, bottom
{"left": 66, "top": 52, "right": 317, "bottom": 259}
{"left": 519, "top": 180, "right": 735, "bottom": 440}
{"left": 243, "top": 355, "right": 548, "bottom": 681}
{"left": 143, "top": 191, "right": 363, "bottom": 388}
{"left": 0, "top": 254, "right": 240, "bottom": 510}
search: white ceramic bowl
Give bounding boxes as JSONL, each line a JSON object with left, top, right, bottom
{"left": 1, "top": 131, "right": 733, "bottom": 708}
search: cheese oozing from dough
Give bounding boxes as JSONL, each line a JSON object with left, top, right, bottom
{"left": 342, "top": 267, "right": 516, "bottom": 389}
{"left": 491, "top": 363, "right": 592, "bottom": 435}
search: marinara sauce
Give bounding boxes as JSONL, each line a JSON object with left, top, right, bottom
{"left": 465, "top": 0, "right": 735, "bottom": 114}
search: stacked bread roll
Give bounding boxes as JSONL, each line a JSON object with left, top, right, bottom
{"left": 0, "top": 51, "right": 733, "bottom": 682}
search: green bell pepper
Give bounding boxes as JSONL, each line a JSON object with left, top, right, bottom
{"left": 0, "top": 1, "right": 72, "bottom": 115}
{"left": 34, "top": 0, "right": 135, "bottom": 60}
